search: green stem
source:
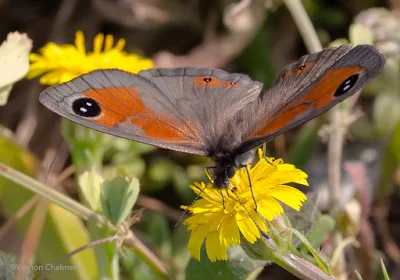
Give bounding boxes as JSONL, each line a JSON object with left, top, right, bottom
{"left": 0, "top": 163, "right": 106, "bottom": 226}
{"left": 271, "top": 252, "right": 334, "bottom": 280}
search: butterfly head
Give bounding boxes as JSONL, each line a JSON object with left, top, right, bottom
{"left": 211, "top": 149, "right": 255, "bottom": 188}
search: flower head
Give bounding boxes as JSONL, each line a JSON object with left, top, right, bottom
{"left": 27, "top": 31, "right": 153, "bottom": 85}
{"left": 182, "top": 149, "right": 308, "bottom": 262}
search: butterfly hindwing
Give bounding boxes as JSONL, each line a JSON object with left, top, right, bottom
{"left": 235, "top": 44, "right": 385, "bottom": 154}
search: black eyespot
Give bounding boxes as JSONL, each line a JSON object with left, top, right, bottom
{"left": 230, "top": 81, "right": 236, "bottom": 85}
{"left": 298, "top": 64, "right": 306, "bottom": 70}
{"left": 203, "top": 77, "right": 212, "bottom": 82}
{"left": 334, "top": 74, "right": 359, "bottom": 97}
{"left": 72, "top": 98, "right": 101, "bottom": 117}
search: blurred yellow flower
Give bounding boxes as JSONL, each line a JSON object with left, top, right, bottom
{"left": 182, "top": 149, "right": 309, "bottom": 262}
{"left": 27, "top": 30, "right": 153, "bottom": 85}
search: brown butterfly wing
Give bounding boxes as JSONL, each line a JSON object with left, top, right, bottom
{"left": 39, "top": 68, "right": 264, "bottom": 156}
{"left": 235, "top": 44, "right": 385, "bottom": 154}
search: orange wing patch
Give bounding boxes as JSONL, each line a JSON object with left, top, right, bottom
{"left": 83, "top": 87, "right": 193, "bottom": 142}
{"left": 251, "top": 103, "right": 311, "bottom": 137}
{"left": 194, "top": 76, "right": 220, "bottom": 87}
{"left": 251, "top": 66, "right": 361, "bottom": 138}
{"left": 83, "top": 87, "right": 142, "bottom": 127}
{"left": 221, "top": 80, "right": 240, "bottom": 88}
{"left": 307, "top": 66, "right": 360, "bottom": 109}
{"left": 293, "top": 61, "right": 313, "bottom": 76}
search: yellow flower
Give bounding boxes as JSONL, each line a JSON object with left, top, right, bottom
{"left": 182, "top": 149, "right": 309, "bottom": 262}
{"left": 27, "top": 31, "right": 153, "bottom": 85}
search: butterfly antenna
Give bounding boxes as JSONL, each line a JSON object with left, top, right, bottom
{"left": 228, "top": 181, "right": 269, "bottom": 239}
{"left": 174, "top": 180, "right": 208, "bottom": 227}
{"left": 243, "top": 165, "right": 257, "bottom": 211}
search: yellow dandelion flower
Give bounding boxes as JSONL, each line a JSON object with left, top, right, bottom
{"left": 27, "top": 30, "right": 153, "bottom": 85}
{"left": 182, "top": 149, "right": 309, "bottom": 262}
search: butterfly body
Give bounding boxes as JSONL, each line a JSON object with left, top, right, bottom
{"left": 39, "top": 44, "right": 385, "bottom": 188}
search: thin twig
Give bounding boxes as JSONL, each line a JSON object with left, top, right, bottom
{"left": 136, "top": 195, "right": 181, "bottom": 221}
{"left": 37, "top": 235, "right": 118, "bottom": 280}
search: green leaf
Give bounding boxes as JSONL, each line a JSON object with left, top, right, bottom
{"left": 306, "top": 213, "right": 335, "bottom": 248}
{"left": 185, "top": 246, "right": 266, "bottom": 280}
{"left": 0, "top": 134, "right": 98, "bottom": 279}
{"left": 288, "top": 228, "right": 331, "bottom": 275}
{"left": 381, "top": 259, "right": 391, "bottom": 280}
{"left": 78, "top": 167, "right": 104, "bottom": 212}
{"left": 101, "top": 176, "right": 140, "bottom": 224}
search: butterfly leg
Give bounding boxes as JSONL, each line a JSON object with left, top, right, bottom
{"left": 229, "top": 185, "right": 269, "bottom": 239}
{"left": 220, "top": 189, "right": 226, "bottom": 209}
{"left": 205, "top": 166, "right": 217, "bottom": 181}
{"left": 261, "top": 143, "right": 274, "bottom": 165}
{"left": 243, "top": 165, "right": 258, "bottom": 211}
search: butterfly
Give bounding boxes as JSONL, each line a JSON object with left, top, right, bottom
{"left": 39, "top": 44, "right": 385, "bottom": 188}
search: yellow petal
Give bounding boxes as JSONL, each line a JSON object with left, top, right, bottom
{"left": 206, "top": 231, "right": 227, "bottom": 262}
{"left": 236, "top": 210, "right": 260, "bottom": 243}
{"left": 219, "top": 215, "right": 240, "bottom": 248}
{"left": 268, "top": 185, "right": 307, "bottom": 211}
{"left": 257, "top": 197, "right": 284, "bottom": 221}
{"left": 75, "top": 30, "right": 86, "bottom": 54}
{"left": 93, "top": 33, "right": 104, "bottom": 54}
{"left": 187, "top": 226, "right": 209, "bottom": 261}
{"left": 104, "top": 34, "right": 114, "bottom": 51}
{"left": 40, "top": 71, "right": 63, "bottom": 85}
{"left": 115, "top": 38, "right": 126, "bottom": 51}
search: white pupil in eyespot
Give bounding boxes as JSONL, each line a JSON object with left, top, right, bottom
{"left": 80, "top": 107, "right": 88, "bottom": 113}
{"left": 343, "top": 79, "right": 352, "bottom": 91}
{"left": 86, "top": 102, "right": 93, "bottom": 106}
